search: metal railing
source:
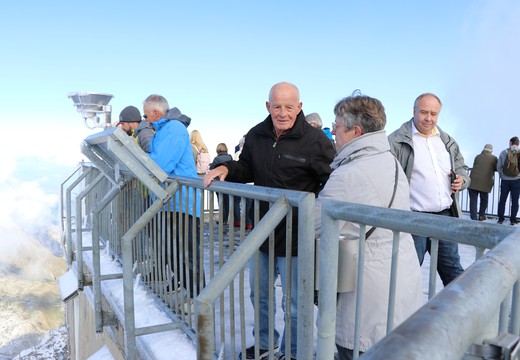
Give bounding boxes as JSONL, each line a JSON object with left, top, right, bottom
{"left": 61, "top": 141, "right": 317, "bottom": 360}
{"left": 316, "top": 200, "right": 520, "bottom": 359}
{"left": 60, "top": 128, "right": 520, "bottom": 360}
{"left": 459, "top": 171, "right": 511, "bottom": 220}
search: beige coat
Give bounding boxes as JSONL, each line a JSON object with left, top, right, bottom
{"left": 316, "top": 130, "right": 423, "bottom": 352}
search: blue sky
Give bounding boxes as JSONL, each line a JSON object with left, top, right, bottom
{"left": 1, "top": 0, "right": 519, "bottom": 177}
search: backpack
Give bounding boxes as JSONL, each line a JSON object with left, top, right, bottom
{"left": 195, "top": 149, "right": 211, "bottom": 174}
{"left": 503, "top": 149, "right": 520, "bottom": 177}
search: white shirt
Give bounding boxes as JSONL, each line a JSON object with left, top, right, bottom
{"left": 409, "top": 122, "right": 453, "bottom": 212}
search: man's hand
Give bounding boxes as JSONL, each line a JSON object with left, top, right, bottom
{"left": 450, "top": 173, "right": 463, "bottom": 192}
{"left": 203, "top": 165, "right": 229, "bottom": 187}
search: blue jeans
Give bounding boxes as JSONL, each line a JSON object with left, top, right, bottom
{"left": 468, "top": 189, "right": 489, "bottom": 220}
{"left": 497, "top": 179, "right": 520, "bottom": 223}
{"left": 249, "top": 251, "right": 298, "bottom": 357}
{"left": 413, "top": 209, "right": 464, "bottom": 286}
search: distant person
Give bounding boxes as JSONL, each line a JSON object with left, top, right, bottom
{"left": 306, "top": 112, "right": 335, "bottom": 146}
{"left": 203, "top": 82, "right": 335, "bottom": 360}
{"left": 235, "top": 134, "right": 246, "bottom": 154}
{"left": 209, "top": 143, "right": 233, "bottom": 224}
{"left": 468, "top": 144, "right": 497, "bottom": 221}
{"left": 305, "top": 112, "right": 323, "bottom": 128}
{"left": 388, "top": 93, "right": 469, "bottom": 286}
{"left": 316, "top": 92, "right": 422, "bottom": 359}
{"left": 190, "top": 130, "right": 211, "bottom": 175}
{"left": 143, "top": 94, "right": 203, "bottom": 308}
{"left": 497, "top": 136, "right": 520, "bottom": 225}
{"left": 116, "top": 106, "right": 154, "bottom": 153}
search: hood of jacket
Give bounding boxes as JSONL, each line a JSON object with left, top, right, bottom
{"left": 164, "top": 107, "right": 191, "bottom": 127}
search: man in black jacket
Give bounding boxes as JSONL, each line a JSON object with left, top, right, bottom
{"left": 204, "top": 82, "right": 335, "bottom": 360}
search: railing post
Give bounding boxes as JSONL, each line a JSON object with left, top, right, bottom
{"left": 316, "top": 201, "right": 340, "bottom": 360}
{"left": 121, "top": 182, "right": 177, "bottom": 360}
{"left": 297, "top": 192, "right": 317, "bottom": 360}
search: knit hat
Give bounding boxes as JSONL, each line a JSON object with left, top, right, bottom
{"left": 116, "top": 106, "right": 142, "bottom": 126}
{"left": 483, "top": 144, "right": 493, "bottom": 152}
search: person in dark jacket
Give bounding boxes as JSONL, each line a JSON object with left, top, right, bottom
{"left": 468, "top": 144, "right": 497, "bottom": 221}
{"left": 116, "top": 105, "right": 154, "bottom": 153}
{"left": 204, "top": 82, "right": 335, "bottom": 360}
{"left": 209, "top": 143, "right": 233, "bottom": 223}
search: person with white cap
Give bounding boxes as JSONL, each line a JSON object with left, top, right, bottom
{"left": 468, "top": 144, "right": 497, "bottom": 221}
{"left": 117, "top": 105, "right": 154, "bottom": 153}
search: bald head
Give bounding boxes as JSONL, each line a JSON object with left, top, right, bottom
{"left": 268, "top": 82, "right": 300, "bottom": 103}
{"left": 266, "top": 82, "right": 302, "bottom": 138}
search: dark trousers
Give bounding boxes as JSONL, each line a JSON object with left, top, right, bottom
{"left": 336, "top": 344, "right": 363, "bottom": 360}
{"left": 168, "top": 212, "right": 204, "bottom": 297}
{"left": 216, "top": 193, "right": 230, "bottom": 222}
{"left": 468, "top": 189, "right": 489, "bottom": 220}
{"left": 412, "top": 209, "right": 464, "bottom": 286}
{"left": 497, "top": 179, "right": 520, "bottom": 223}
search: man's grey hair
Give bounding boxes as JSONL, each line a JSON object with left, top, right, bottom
{"left": 413, "top": 93, "right": 442, "bottom": 110}
{"left": 305, "top": 113, "right": 323, "bottom": 129}
{"left": 144, "top": 94, "right": 169, "bottom": 115}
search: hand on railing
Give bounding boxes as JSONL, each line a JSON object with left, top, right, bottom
{"left": 203, "top": 165, "right": 229, "bottom": 187}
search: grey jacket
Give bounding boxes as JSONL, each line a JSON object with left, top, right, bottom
{"left": 497, "top": 148, "right": 520, "bottom": 180}
{"left": 133, "top": 121, "right": 154, "bottom": 153}
{"left": 388, "top": 119, "right": 470, "bottom": 218}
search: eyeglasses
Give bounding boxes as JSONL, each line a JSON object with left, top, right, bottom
{"left": 143, "top": 115, "right": 148, "bottom": 120}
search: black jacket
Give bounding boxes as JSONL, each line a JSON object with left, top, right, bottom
{"left": 225, "top": 111, "right": 335, "bottom": 255}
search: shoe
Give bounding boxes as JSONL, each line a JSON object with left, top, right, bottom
{"left": 498, "top": 220, "right": 504, "bottom": 224}
{"left": 246, "top": 224, "right": 253, "bottom": 230}
{"left": 239, "top": 345, "right": 279, "bottom": 359}
{"left": 233, "top": 222, "right": 241, "bottom": 227}
{"left": 479, "top": 215, "right": 486, "bottom": 221}
{"left": 276, "top": 353, "right": 296, "bottom": 360}
{"left": 511, "top": 222, "right": 517, "bottom": 226}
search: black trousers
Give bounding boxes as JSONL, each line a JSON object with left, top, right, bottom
{"left": 167, "top": 212, "right": 204, "bottom": 297}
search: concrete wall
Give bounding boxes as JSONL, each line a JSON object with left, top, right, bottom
{"left": 66, "top": 287, "right": 129, "bottom": 360}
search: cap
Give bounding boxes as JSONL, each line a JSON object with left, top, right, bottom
{"left": 116, "top": 106, "right": 142, "bottom": 126}
{"left": 484, "top": 144, "right": 493, "bottom": 152}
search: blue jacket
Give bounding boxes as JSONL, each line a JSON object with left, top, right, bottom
{"left": 149, "top": 110, "right": 200, "bottom": 216}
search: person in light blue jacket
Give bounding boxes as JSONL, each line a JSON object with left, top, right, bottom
{"left": 143, "top": 94, "right": 203, "bottom": 305}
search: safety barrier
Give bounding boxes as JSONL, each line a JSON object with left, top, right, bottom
{"left": 60, "top": 127, "right": 520, "bottom": 359}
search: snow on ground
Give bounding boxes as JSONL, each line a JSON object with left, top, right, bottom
{"left": 13, "top": 214, "right": 508, "bottom": 359}
{"left": 11, "top": 325, "right": 69, "bottom": 360}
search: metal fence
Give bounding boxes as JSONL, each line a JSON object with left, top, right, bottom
{"left": 61, "top": 127, "right": 520, "bottom": 359}
{"left": 316, "top": 200, "right": 520, "bottom": 359}
{"left": 459, "top": 171, "right": 510, "bottom": 220}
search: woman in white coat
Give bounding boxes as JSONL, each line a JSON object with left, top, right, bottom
{"left": 315, "top": 92, "right": 422, "bottom": 359}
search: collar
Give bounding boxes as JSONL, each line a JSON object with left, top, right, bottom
{"left": 411, "top": 120, "right": 439, "bottom": 138}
